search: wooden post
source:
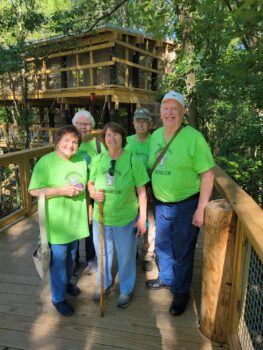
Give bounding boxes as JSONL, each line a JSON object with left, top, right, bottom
{"left": 125, "top": 35, "right": 129, "bottom": 87}
{"left": 76, "top": 53, "right": 80, "bottom": 88}
{"left": 90, "top": 50, "right": 94, "bottom": 86}
{"left": 200, "top": 198, "right": 236, "bottom": 344}
{"left": 19, "top": 157, "right": 32, "bottom": 216}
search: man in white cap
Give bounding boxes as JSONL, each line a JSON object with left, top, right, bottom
{"left": 146, "top": 91, "right": 215, "bottom": 316}
{"left": 125, "top": 108, "right": 156, "bottom": 271}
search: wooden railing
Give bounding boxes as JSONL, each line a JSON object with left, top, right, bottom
{"left": 0, "top": 145, "right": 53, "bottom": 228}
{"left": 0, "top": 124, "right": 58, "bottom": 149}
{"left": 0, "top": 125, "right": 101, "bottom": 149}
{"left": 0, "top": 148, "right": 262, "bottom": 350}
{"left": 200, "top": 165, "right": 263, "bottom": 350}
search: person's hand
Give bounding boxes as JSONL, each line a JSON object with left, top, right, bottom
{"left": 192, "top": 208, "right": 204, "bottom": 228}
{"left": 63, "top": 184, "right": 82, "bottom": 197}
{"left": 94, "top": 190, "right": 105, "bottom": 203}
{"left": 134, "top": 217, "right": 147, "bottom": 237}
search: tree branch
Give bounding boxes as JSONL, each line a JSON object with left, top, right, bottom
{"left": 223, "top": 0, "right": 250, "bottom": 50}
{"left": 65, "top": 0, "right": 129, "bottom": 30}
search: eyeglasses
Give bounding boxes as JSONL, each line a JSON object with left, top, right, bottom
{"left": 134, "top": 119, "right": 149, "bottom": 124}
{"left": 108, "top": 159, "right": 116, "bottom": 177}
{"left": 75, "top": 122, "right": 92, "bottom": 127}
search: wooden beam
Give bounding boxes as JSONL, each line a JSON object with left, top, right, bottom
{"left": 42, "top": 60, "right": 47, "bottom": 92}
{"left": 112, "top": 57, "right": 164, "bottom": 75}
{"left": 114, "top": 39, "right": 165, "bottom": 61}
{"left": 76, "top": 54, "right": 80, "bottom": 88}
{"left": 228, "top": 219, "right": 245, "bottom": 336}
{"left": 44, "top": 61, "right": 115, "bottom": 75}
{"left": 124, "top": 36, "right": 129, "bottom": 88}
{"left": 90, "top": 51, "right": 94, "bottom": 86}
{"left": 200, "top": 199, "right": 235, "bottom": 343}
{"left": 47, "top": 42, "right": 115, "bottom": 59}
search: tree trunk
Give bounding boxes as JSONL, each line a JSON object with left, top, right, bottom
{"left": 177, "top": 5, "right": 198, "bottom": 129}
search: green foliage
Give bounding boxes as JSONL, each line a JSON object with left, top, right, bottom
{"left": 216, "top": 155, "right": 262, "bottom": 205}
{"left": 0, "top": 106, "right": 13, "bottom": 123}
{"left": 161, "top": 0, "right": 263, "bottom": 205}
{"left": 0, "top": 0, "right": 261, "bottom": 203}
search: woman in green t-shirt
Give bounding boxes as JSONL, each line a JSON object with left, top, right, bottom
{"left": 88, "top": 122, "right": 149, "bottom": 308}
{"left": 28, "top": 125, "right": 89, "bottom": 317}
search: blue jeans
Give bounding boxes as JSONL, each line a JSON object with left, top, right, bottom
{"left": 49, "top": 240, "right": 78, "bottom": 303}
{"left": 93, "top": 219, "right": 137, "bottom": 295}
{"left": 155, "top": 196, "right": 199, "bottom": 294}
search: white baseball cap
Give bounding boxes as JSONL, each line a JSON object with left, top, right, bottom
{"left": 162, "top": 91, "right": 186, "bottom": 109}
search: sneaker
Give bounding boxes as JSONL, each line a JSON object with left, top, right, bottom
{"left": 87, "top": 259, "right": 98, "bottom": 273}
{"left": 93, "top": 284, "right": 112, "bottom": 302}
{"left": 145, "top": 277, "right": 170, "bottom": 289}
{"left": 52, "top": 300, "right": 74, "bottom": 317}
{"left": 169, "top": 293, "right": 190, "bottom": 316}
{"left": 66, "top": 283, "right": 81, "bottom": 297}
{"left": 117, "top": 294, "right": 132, "bottom": 308}
{"left": 142, "top": 260, "right": 153, "bottom": 272}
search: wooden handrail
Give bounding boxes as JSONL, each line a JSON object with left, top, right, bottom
{"left": 200, "top": 165, "right": 263, "bottom": 350}
{"left": 0, "top": 145, "right": 53, "bottom": 229}
{"left": 214, "top": 165, "right": 263, "bottom": 261}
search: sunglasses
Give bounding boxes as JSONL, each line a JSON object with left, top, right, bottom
{"left": 108, "top": 159, "right": 116, "bottom": 176}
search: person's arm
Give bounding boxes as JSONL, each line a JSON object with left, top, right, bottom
{"left": 29, "top": 185, "right": 82, "bottom": 198}
{"left": 135, "top": 185, "right": 147, "bottom": 237}
{"left": 88, "top": 180, "right": 105, "bottom": 202}
{"left": 192, "top": 168, "right": 214, "bottom": 227}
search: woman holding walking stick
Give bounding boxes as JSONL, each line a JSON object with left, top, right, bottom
{"left": 88, "top": 122, "right": 149, "bottom": 308}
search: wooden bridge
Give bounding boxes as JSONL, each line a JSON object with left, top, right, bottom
{"left": 0, "top": 146, "right": 262, "bottom": 350}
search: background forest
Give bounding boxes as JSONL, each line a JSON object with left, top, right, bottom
{"left": 0, "top": 0, "right": 262, "bottom": 205}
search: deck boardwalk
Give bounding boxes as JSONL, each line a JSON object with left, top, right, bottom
{"left": 0, "top": 213, "right": 227, "bottom": 350}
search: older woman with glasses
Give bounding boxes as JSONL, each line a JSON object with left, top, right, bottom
{"left": 88, "top": 122, "right": 149, "bottom": 308}
{"left": 72, "top": 110, "right": 105, "bottom": 273}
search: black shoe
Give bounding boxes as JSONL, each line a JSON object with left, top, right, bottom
{"left": 53, "top": 300, "right": 74, "bottom": 316}
{"left": 145, "top": 278, "right": 170, "bottom": 290}
{"left": 142, "top": 260, "right": 153, "bottom": 272}
{"left": 66, "top": 283, "right": 81, "bottom": 297}
{"left": 169, "top": 293, "right": 189, "bottom": 316}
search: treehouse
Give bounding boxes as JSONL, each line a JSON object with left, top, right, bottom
{"left": 0, "top": 25, "right": 174, "bottom": 131}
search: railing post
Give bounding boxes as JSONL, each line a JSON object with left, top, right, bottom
{"left": 48, "top": 129, "right": 53, "bottom": 144}
{"left": 19, "top": 156, "right": 32, "bottom": 216}
{"left": 200, "top": 198, "right": 236, "bottom": 344}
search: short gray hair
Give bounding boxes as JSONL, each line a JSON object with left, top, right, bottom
{"left": 72, "top": 110, "right": 95, "bottom": 128}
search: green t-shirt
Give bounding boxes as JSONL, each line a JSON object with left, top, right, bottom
{"left": 77, "top": 138, "right": 106, "bottom": 165}
{"left": 89, "top": 150, "right": 150, "bottom": 226}
{"left": 148, "top": 126, "right": 215, "bottom": 202}
{"left": 125, "top": 134, "right": 151, "bottom": 167}
{"left": 28, "top": 151, "right": 89, "bottom": 244}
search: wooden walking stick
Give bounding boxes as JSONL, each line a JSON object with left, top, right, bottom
{"left": 98, "top": 189, "right": 105, "bottom": 317}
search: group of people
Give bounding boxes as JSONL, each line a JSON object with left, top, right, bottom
{"left": 28, "top": 91, "right": 214, "bottom": 317}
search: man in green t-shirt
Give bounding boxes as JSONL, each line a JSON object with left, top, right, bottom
{"left": 125, "top": 108, "right": 156, "bottom": 272}
{"left": 146, "top": 91, "right": 215, "bottom": 317}
{"left": 72, "top": 110, "right": 105, "bottom": 273}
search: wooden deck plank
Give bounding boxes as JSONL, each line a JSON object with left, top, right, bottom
{"left": 0, "top": 214, "right": 227, "bottom": 349}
